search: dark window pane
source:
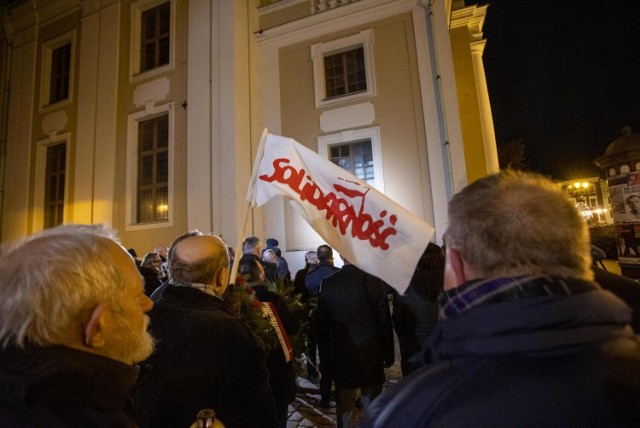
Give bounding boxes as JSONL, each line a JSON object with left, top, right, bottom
{"left": 137, "top": 115, "right": 170, "bottom": 223}
{"left": 139, "top": 155, "right": 153, "bottom": 186}
{"left": 44, "top": 144, "right": 66, "bottom": 228}
{"left": 329, "top": 139, "right": 374, "bottom": 183}
{"left": 140, "top": 2, "right": 171, "bottom": 72}
{"left": 324, "top": 46, "right": 366, "bottom": 100}
{"left": 157, "top": 150, "right": 168, "bottom": 183}
{"left": 49, "top": 43, "right": 71, "bottom": 104}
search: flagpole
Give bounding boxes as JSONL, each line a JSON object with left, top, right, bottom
{"left": 230, "top": 128, "right": 269, "bottom": 285}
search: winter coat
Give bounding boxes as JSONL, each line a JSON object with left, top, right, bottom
{"left": 364, "top": 277, "right": 640, "bottom": 427}
{"left": 319, "top": 264, "right": 394, "bottom": 388}
{"left": 0, "top": 345, "right": 141, "bottom": 427}
{"left": 134, "top": 285, "right": 276, "bottom": 428}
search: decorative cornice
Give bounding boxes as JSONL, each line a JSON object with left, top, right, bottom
{"left": 258, "top": 0, "right": 307, "bottom": 16}
{"left": 256, "top": 0, "right": 427, "bottom": 48}
{"left": 450, "top": 4, "right": 487, "bottom": 41}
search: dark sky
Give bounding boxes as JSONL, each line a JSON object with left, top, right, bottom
{"left": 478, "top": 0, "right": 640, "bottom": 180}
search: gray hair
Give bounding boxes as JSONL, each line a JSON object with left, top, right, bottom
{"left": 242, "top": 236, "right": 261, "bottom": 254}
{"left": 446, "top": 170, "right": 592, "bottom": 280}
{"left": 0, "top": 224, "right": 129, "bottom": 348}
{"left": 262, "top": 248, "right": 277, "bottom": 263}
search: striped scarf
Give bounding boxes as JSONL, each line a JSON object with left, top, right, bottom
{"left": 439, "top": 275, "right": 599, "bottom": 320}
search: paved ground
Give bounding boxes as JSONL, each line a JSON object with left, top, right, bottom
{"left": 286, "top": 363, "right": 403, "bottom": 427}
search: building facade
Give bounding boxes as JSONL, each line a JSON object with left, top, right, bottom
{"left": 0, "top": 0, "right": 496, "bottom": 269}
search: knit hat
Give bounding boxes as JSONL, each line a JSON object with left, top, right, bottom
{"left": 266, "top": 238, "right": 278, "bottom": 248}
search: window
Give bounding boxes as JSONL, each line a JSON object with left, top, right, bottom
{"left": 126, "top": 102, "right": 174, "bottom": 230}
{"left": 131, "top": 0, "right": 174, "bottom": 78}
{"left": 318, "top": 126, "right": 384, "bottom": 191}
{"left": 40, "top": 31, "right": 76, "bottom": 109}
{"left": 330, "top": 139, "right": 374, "bottom": 185}
{"left": 49, "top": 44, "right": 71, "bottom": 104}
{"left": 137, "top": 115, "right": 169, "bottom": 223}
{"left": 44, "top": 143, "right": 66, "bottom": 228}
{"left": 311, "top": 30, "right": 375, "bottom": 108}
{"left": 324, "top": 47, "right": 366, "bottom": 99}
{"left": 140, "top": 2, "right": 170, "bottom": 72}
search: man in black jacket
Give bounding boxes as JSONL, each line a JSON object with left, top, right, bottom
{"left": 135, "top": 233, "right": 276, "bottom": 427}
{"left": 0, "top": 224, "right": 155, "bottom": 426}
{"left": 319, "top": 257, "right": 394, "bottom": 428}
{"left": 364, "top": 170, "right": 640, "bottom": 427}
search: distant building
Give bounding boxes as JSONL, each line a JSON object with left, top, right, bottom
{"left": 559, "top": 178, "right": 612, "bottom": 226}
{"left": 0, "top": 0, "right": 497, "bottom": 267}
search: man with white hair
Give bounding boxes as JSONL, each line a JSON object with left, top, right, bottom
{"left": 0, "top": 224, "right": 154, "bottom": 425}
{"left": 364, "top": 170, "right": 640, "bottom": 427}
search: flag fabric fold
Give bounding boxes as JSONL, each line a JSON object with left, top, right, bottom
{"left": 246, "top": 132, "right": 435, "bottom": 294}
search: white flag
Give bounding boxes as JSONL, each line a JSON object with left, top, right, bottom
{"left": 246, "top": 132, "right": 435, "bottom": 294}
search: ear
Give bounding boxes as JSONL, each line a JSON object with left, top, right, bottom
{"left": 83, "top": 304, "right": 107, "bottom": 349}
{"left": 215, "top": 266, "right": 230, "bottom": 294}
{"left": 444, "top": 248, "right": 468, "bottom": 290}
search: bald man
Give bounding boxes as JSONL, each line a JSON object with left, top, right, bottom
{"left": 135, "top": 232, "right": 276, "bottom": 428}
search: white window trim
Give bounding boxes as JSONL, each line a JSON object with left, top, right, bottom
{"left": 33, "top": 133, "right": 71, "bottom": 232}
{"left": 39, "top": 31, "right": 76, "bottom": 112}
{"left": 125, "top": 102, "right": 175, "bottom": 231}
{"left": 311, "top": 29, "right": 376, "bottom": 109}
{"left": 129, "top": 0, "right": 176, "bottom": 82}
{"left": 317, "top": 126, "right": 384, "bottom": 192}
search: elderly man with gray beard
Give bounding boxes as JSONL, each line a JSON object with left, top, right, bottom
{"left": 0, "top": 224, "right": 155, "bottom": 426}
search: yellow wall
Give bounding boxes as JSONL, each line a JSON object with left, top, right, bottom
{"left": 449, "top": 25, "right": 487, "bottom": 184}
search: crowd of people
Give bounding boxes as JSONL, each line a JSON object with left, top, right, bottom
{"left": 0, "top": 170, "right": 639, "bottom": 427}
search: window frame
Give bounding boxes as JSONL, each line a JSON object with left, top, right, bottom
{"left": 311, "top": 29, "right": 376, "bottom": 109}
{"left": 39, "top": 31, "right": 76, "bottom": 111}
{"left": 33, "top": 133, "right": 71, "bottom": 232}
{"left": 126, "top": 102, "right": 174, "bottom": 231}
{"left": 318, "top": 126, "right": 384, "bottom": 192}
{"left": 130, "top": 0, "right": 175, "bottom": 81}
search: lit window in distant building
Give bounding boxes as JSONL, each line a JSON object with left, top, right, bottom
{"left": 49, "top": 43, "right": 71, "bottom": 104}
{"left": 44, "top": 143, "right": 66, "bottom": 228}
{"left": 140, "top": 2, "right": 170, "bottom": 72}
{"left": 137, "top": 115, "right": 169, "bottom": 223}
{"left": 324, "top": 47, "right": 367, "bottom": 99}
{"left": 330, "top": 139, "right": 374, "bottom": 185}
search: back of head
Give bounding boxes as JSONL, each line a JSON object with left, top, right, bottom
{"left": 239, "top": 259, "right": 263, "bottom": 283}
{"left": 242, "top": 236, "right": 261, "bottom": 255}
{"left": 262, "top": 248, "right": 277, "bottom": 264}
{"left": 0, "top": 224, "right": 127, "bottom": 348}
{"left": 410, "top": 243, "right": 445, "bottom": 299}
{"left": 169, "top": 235, "right": 229, "bottom": 285}
{"left": 316, "top": 245, "right": 333, "bottom": 262}
{"left": 305, "top": 251, "right": 318, "bottom": 266}
{"left": 446, "top": 170, "right": 592, "bottom": 280}
{"left": 142, "top": 252, "right": 162, "bottom": 268}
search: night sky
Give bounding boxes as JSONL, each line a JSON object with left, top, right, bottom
{"left": 478, "top": 0, "right": 640, "bottom": 180}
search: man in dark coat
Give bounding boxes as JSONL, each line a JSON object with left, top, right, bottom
{"left": 305, "top": 244, "right": 339, "bottom": 403}
{"left": 391, "top": 242, "right": 444, "bottom": 376}
{"left": 319, "top": 258, "right": 394, "bottom": 427}
{"left": 364, "top": 170, "right": 640, "bottom": 427}
{"left": 239, "top": 235, "right": 278, "bottom": 282}
{"left": 0, "top": 224, "right": 155, "bottom": 426}
{"left": 135, "top": 233, "right": 276, "bottom": 428}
